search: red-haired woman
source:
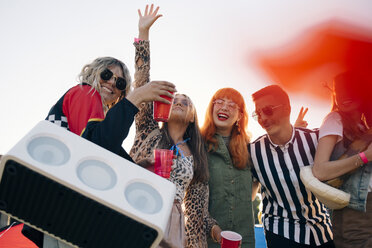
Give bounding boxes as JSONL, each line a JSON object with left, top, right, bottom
{"left": 201, "top": 88, "right": 258, "bottom": 248}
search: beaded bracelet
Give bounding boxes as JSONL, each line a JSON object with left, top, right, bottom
{"left": 356, "top": 154, "right": 364, "bottom": 167}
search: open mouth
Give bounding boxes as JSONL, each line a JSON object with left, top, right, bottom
{"left": 217, "top": 113, "right": 229, "bottom": 121}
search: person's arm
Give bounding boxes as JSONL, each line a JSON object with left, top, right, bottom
{"left": 81, "top": 97, "right": 138, "bottom": 158}
{"left": 61, "top": 85, "right": 137, "bottom": 160}
{"left": 128, "top": 6, "right": 174, "bottom": 107}
{"left": 79, "top": 83, "right": 173, "bottom": 161}
{"left": 313, "top": 135, "right": 372, "bottom": 181}
{"left": 312, "top": 112, "right": 372, "bottom": 181}
{"left": 129, "top": 5, "right": 170, "bottom": 161}
{"left": 184, "top": 180, "right": 219, "bottom": 246}
{"left": 138, "top": 5, "right": 162, "bottom": 43}
{"left": 133, "top": 4, "right": 162, "bottom": 89}
{"left": 129, "top": 4, "right": 175, "bottom": 109}
{"left": 252, "top": 180, "right": 260, "bottom": 201}
{"left": 248, "top": 156, "right": 260, "bottom": 201}
{"left": 131, "top": 36, "right": 157, "bottom": 146}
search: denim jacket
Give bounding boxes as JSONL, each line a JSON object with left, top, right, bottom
{"left": 331, "top": 140, "right": 372, "bottom": 212}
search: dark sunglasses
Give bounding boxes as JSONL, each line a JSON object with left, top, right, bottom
{"left": 100, "top": 68, "right": 127, "bottom": 91}
{"left": 252, "top": 105, "right": 282, "bottom": 121}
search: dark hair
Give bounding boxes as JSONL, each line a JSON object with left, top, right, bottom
{"left": 331, "top": 71, "right": 371, "bottom": 140}
{"left": 157, "top": 95, "right": 209, "bottom": 183}
{"left": 252, "top": 85, "right": 290, "bottom": 107}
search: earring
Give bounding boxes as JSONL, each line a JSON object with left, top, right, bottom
{"left": 236, "top": 118, "right": 241, "bottom": 126}
{"left": 236, "top": 120, "right": 241, "bottom": 134}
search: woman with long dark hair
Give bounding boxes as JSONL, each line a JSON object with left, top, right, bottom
{"left": 313, "top": 71, "right": 372, "bottom": 247}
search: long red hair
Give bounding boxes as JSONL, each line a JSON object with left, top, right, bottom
{"left": 201, "top": 88, "right": 251, "bottom": 169}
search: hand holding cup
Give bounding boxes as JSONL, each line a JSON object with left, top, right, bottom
{"left": 220, "top": 231, "right": 242, "bottom": 248}
{"left": 126, "top": 81, "right": 176, "bottom": 108}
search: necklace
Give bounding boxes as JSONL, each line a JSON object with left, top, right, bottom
{"left": 170, "top": 138, "right": 190, "bottom": 158}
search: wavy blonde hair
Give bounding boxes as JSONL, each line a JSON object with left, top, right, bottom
{"left": 201, "top": 88, "right": 251, "bottom": 169}
{"left": 79, "top": 57, "right": 132, "bottom": 110}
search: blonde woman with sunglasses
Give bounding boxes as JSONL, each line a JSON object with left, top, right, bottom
{"left": 45, "top": 58, "right": 174, "bottom": 162}
{"left": 24, "top": 21, "right": 175, "bottom": 248}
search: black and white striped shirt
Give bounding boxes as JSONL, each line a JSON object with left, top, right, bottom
{"left": 249, "top": 127, "right": 333, "bottom": 245}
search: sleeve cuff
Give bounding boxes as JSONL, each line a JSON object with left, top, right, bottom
{"left": 122, "top": 97, "right": 139, "bottom": 114}
{"left": 134, "top": 38, "right": 143, "bottom": 43}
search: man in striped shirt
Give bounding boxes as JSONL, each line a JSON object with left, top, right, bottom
{"left": 249, "top": 85, "right": 334, "bottom": 247}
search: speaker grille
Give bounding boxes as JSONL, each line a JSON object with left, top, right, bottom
{"left": 0, "top": 160, "right": 158, "bottom": 248}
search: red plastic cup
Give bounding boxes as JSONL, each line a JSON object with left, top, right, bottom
{"left": 220, "top": 231, "right": 242, "bottom": 248}
{"left": 153, "top": 149, "right": 173, "bottom": 178}
{"left": 153, "top": 92, "right": 174, "bottom": 122}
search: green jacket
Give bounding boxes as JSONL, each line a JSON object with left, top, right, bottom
{"left": 207, "top": 134, "right": 255, "bottom": 248}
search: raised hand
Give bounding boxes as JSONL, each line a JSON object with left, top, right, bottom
{"left": 294, "top": 107, "right": 308, "bottom": 128}
{"left": 138, "top": 4, "right": 162, "bottom": 40}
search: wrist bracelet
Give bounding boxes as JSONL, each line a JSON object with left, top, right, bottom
{"left": 359, "top": 152, "right": 369, "bottom": 164}
{"left": 356, "top": 154, "right": 364, "bottom": 167}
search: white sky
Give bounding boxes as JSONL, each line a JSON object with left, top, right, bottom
{"left": 1, "top": 0, "right": 371, "bottom": 154}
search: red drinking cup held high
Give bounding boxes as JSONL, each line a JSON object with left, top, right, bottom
{"left": 153, "top": 91, "right": 175, "bottom": 122}
{"left": 220, "top": 231, "right": 242, "bottom": 248}
{"left": 153, "top": 149, "right": 173, "bottom": 178}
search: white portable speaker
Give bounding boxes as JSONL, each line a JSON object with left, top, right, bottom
{"left": 0, "top": 120, "right": 176, "bottom": 248}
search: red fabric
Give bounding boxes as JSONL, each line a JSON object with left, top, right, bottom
{"left": 254, "top": 20, "right": 372, "bottom": 101}
{"left": 62, "top": 85, "right": 105, "bottom": 135}
{"left": 0, "top": 223, "right": 38, "bottom": 248}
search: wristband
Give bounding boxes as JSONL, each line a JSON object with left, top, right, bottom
{"left": 359, "top": 152, "right": 369, "bottom": 164}
{"left": 356, "top": 154, "right": 364, "bottom": 167}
